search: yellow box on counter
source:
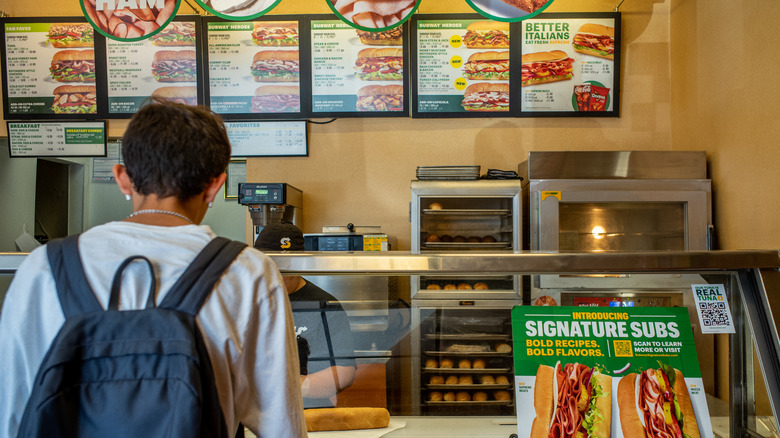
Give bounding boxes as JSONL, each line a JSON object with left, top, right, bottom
{"left": 363, "top": 234, "right": 388, "bottom": 251}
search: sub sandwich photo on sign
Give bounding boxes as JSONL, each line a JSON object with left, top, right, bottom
{"left": 462, "top": 21, "right": 509, "bottom": 49}
{"left": 46, "top": 23, "right": 94, "bottom": 48}
{"left": 572, "top": 23, "right": 615, "bottom": 60}
{"left": 520, "top": 50, "right": 574, "bottom": 86}
{"left": 618, "top": 363, "right": 700, "bottom": 438}
{"left": 531, "top": 362, "right": 611, "bottom": 438}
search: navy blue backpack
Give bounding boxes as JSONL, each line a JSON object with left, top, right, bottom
{"left": 17, "top": 234, "right": 246, "bottom": 438}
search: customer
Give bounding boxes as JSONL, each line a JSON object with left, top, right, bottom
{"left": 0, "top": 101, "right": 306, "bottom": 438}
{"left": 254, "top": 223, "right": 357, "bottom": 409}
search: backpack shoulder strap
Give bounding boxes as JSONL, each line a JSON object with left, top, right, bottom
{"left": 46, "top": 234, "right": 103, "bottom": 318}
{"left": 160, "top": 237, "right": 247, "bottom": 315}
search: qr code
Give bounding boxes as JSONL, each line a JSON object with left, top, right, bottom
{"left": 613, "top": 340, "right": 633, "bottom": 357}
{"left": 699, "top": 301, "right": 729, "bottom": 326}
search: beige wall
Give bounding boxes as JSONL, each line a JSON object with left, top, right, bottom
{"left": 0, "top": 0, "right": 676, "bottom": 250}
{"left": 671, "top": 1, "right": 780, "bottom": 251}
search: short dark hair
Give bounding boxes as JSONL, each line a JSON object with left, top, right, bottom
{"left": 122, "top": 100, "right": 231, "bottom": 201}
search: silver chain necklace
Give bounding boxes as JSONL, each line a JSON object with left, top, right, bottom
{"left": 127, "top": 209, "right": 194, "bottom": 224}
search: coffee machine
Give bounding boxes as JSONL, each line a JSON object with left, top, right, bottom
{"left": 238, "top": 183, "right": 302, "bottom": 242}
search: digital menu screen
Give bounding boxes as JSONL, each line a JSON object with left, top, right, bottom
{"left": 205, "top": 17, "right": 306, "bottom": 119}
{"left": 519, "top": 13, "right": 620, "bottom": 116}
{"left": 309, "top": 16, "right": 408, "bottom": 117}
{"left": 1, "top": 17, "right": 102, "bottom": 119}
{"left": 106, "top": 17, "right": 203, "bottom": 117}
{"left": 411, "top": 15, "right": 513, "bottom": 118}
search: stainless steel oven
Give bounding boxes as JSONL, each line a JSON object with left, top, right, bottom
{"left": 409, "top": 179, "right": 523, "bottom": 415}
{"left": 411, "top": 300, "right": 517, "bottom": 416}
{"left": 410, "top": 180, "right": 523, "bottom": 300}
{"left": 523, "top": 150, "right": 717, "bottom": 391}
{"left": 526, "top": 151, "right": 713, "bottom": 299}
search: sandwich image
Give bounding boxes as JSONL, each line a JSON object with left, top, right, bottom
{"left": 252, "top": 22, "right": 299, "bottom": 46}
{"left": 356, "top": 28, "right": 403, "bottom": 46}
{"left": 521, "top": 50, "right": 574, "bottom": 86}
{"left": 618, "top": 363, "right": 700, "bottom": 438}
{"left": 151, "top": 50, "right": 197, "bottom": 82}
{"left": 530, "top": 362, "right": 611, "bottom": 438}
{"left": 462, "top": 21, "right": 509, "bottom": 49}
{"left": 461, "top": 83, "right": 509, "bottom": 112}
{"left": 51, "top": 85, "right": 97, "bottom": 114}
{"left": 331, "top": 0, "right": 416, "bottom": 29}
{"left": 46, "top": 23, "right": 94, "bottom": 48}
{"left": 49, "top": 50, "right": 96, "bottom": 82}
{"left": 499, "top": 0, "right": 549, "bottom": 13}
{"left": 463, "top": 51, "right": 509, "bottom": 81}
{"left": 572, "top": 23, "right": 615, "bottom": 60}
{"left": 151, "top": 86, "right": 197, "bottom": 106}
{"left": 151, "top": 22, "right": 196, "bottom": 46}
{"left": 250, "top": 50, "right": 300, "bottom": 82}
{"left": 354, "top": 48, "right": 403, "bottom": 81}
{"left": 356, "top": 85, "right": 403, "bottom": 111}
{"left": 250, "top": 85, "right": 300, "bottom": 113}
{"left": 207, "top": 0, "right": 275, "bottom": 16}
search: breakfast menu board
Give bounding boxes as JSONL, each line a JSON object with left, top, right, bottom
{"left": 205, "top": 18, "right": 303, "bottom": 118}
{"left": 511, "top": 306, "right": 713, "bottom": 438}
{"left": 7, "top": 121, "right": 107, "bottom": 157}
{"left": 106, "top": 19, "right": 201, "bottom": 116}
{"left": 411, "top": 15, "right": 512, "bottom": 118}
{"left": 309, "top": 18, "right": 407, "bottom": 116}
{"left": 2, "top": 18, "right": 99, "bottom": 118}
{"left": 520, "top": 13, "right": 620, "bottom": 115}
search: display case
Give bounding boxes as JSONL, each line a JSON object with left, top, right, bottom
{"left": 2, "top": 250, "right": 779, "bottom": 437}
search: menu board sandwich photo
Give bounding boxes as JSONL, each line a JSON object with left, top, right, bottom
{"left": 308, "top": 15, "right": 409, "bottom": 117}
{"left": 204, "top": 16, "right": 306, "bottom": 119}
{"left": 511, "top": 306, "right": 714, "bottom": 438}
{"left": 1, "top": 17, "right": 104, "bottom": 119}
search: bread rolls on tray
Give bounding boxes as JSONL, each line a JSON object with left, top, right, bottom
{"left": 304, "top": 407, "right": 390, "bottom": 432}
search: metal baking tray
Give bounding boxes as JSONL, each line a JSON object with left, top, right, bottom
{"left": 426, "top": 334, "right": 510, "bottom": 341}
{"left": 422, "top": 367, "right": 510, "bottom": 374}
{"left": 425, "top": 351, "right": 511, "bottom": 356}
{"left": 425, "top": 384, "right": 512, "bottom": 390}
{"left": 422, "top": 209, "right": 510, "bottom": 216}
{"left": 424, "top": 400, "right": 513, "bottom": 406}
{"left": 422, "top": 242, "right": 511, "bottom": 249}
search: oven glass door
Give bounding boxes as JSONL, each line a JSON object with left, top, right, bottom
{"left": 559, "top": 201, "right": 686, "bottom": 251}
{"left": 534, "top": 190, "right": 710, "bottom": 252}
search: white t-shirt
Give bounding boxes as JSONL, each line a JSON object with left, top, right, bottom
{"left": 0, "top": 221, "right": 307, "bottom": 438}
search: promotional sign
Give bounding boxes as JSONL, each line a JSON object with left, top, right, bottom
{"left": 512, "top": 306, "right": 713, "bottom": 438}
{"left": 205, "top": 17, "right": 303, "bottom": 118}
{"left": 8, "top": 121, "right": 107, "bottom": 157}
{"left": 309, "top": 17, "right": 408, "bottom": 116}
{"left": 691, "top": 284, "right": 736, "bottom": 334}
{"left": 466, "top": 0, "right": 554, "bottom": 22}
{"left": 520, "top": 13, "right": 619, "bottom": 116}
{"left": 80, "top": 0, "right": 179, "bottom": 41}
{"left": 411, "top": 15, "right": 512, "bottom": 118}
{"left": 193, "top": 0, "right": 280, "bottom": 21}
{"left": 2, "top": 19, "right": 99, "bottom": 118}
{"left": 327, "top": 0, "right": 419, "bottom": 31}
{"left": 106, "top": 18, "right": 201, "bottom": 116}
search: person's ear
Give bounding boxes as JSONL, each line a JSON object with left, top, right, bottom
{"left": 113, "top": 164, "right": 134, "bottom": 196}
{"left": 204, "top": 173, "right": 228, "bottom": 205}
